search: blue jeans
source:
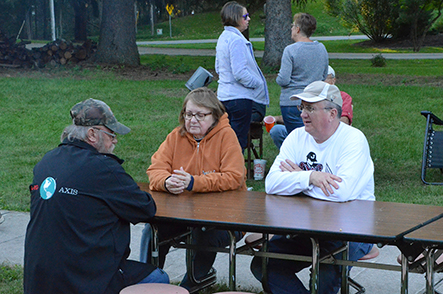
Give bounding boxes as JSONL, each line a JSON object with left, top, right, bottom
{"left": 250, "top": 235, "right": 373, "bottom": 294}
{"left": 222, "top": 99, "right": 253, "bottom": 151}
{"left": 140, "top": 223, "right": 243, "bottom": 290}
{"left": 269, "top": 106, "right": 303, "bottom": 149}
{"left": 138, "top": 268, "right": 170, "bottom": 284}
{"left": 252, "top": 101, "right": 266, "bottom": 123}
{"left": 281, "top": 105, "right": 304, "bottom": 135}
{"left": 269, "top": 125, "right": 288, "bottom": 149}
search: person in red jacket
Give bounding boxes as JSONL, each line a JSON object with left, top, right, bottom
{"left": 140, "top": 87, "right": 246, "bottom": 293}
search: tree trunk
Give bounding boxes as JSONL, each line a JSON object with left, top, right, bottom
{"left": 411, "top": 1, "right": 443, "bottom": 52}
{"left": 25, "top": 7, "right": 33, "bottom": 39}
{"left": 35, "top": 0, "right": 49, "bottom": 40}
{"left": 71, "top": 0, "right": 88, "bottom": 41}
{"left": 262, "top": 0, "right": 293, "bottom": 69}
{"left": 95, "top": 0, "right": 140, "bottom": 65}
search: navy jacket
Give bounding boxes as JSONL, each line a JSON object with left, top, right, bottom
{"left": 24, "top": 139, "right": 156, "bottom": 294}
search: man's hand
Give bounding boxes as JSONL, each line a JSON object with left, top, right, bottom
{"left": 279, "top": 159, "right": 302, "bottom": 172}
{"left": 309, "top": 171, "right": 342, "bottom": 197}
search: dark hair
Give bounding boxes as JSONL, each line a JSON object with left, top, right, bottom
{"left": 179, "top": 87, "right": 226, "bottom": 136}
{"left": 293, "top": 13, "right": 317, "bottom": 38}
{"left": 220, "top": 1, "right": 245, "bottom": 27}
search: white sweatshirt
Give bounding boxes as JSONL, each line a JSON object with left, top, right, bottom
{"left": 265, "top": 122, "right": 375, "bottom": 202}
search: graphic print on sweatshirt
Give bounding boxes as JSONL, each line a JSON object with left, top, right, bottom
{"left": 299, "top": 151, "right": 323, "bottom": 171}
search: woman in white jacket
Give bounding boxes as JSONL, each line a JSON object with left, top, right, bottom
{"left": 215, "top": 1, "right": 269, "bottom": 151}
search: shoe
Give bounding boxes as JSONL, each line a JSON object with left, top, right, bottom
{"left": 0, "top": 212, "right": 4, "bottom": 225}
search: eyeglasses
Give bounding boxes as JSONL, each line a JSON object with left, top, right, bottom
{"left": 183, "top": 112, "right": 212, "bottom": 121}
{"left": 297, "top": 104, "right": 333, "bottom": 114}
{"left": 93, "top": 127, "right": 116, "bottom": 139}
{"left": 242, "top": 13, "right": 249, "bottom": 20}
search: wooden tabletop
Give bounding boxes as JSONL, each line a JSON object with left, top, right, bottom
{"left": 138, "top": 183, "right": 443, "bottom": 244}
{"left": 403, "top": 217, "right": 443, "bottom": 247}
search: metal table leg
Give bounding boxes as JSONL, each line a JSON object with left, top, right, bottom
{"left": 341, "top": 242, "right": 350, "bottom": 294}
{"left": 151, "top": 224, "right": 159, "bottom": 267}
{"left": 401, "top": 253, "right": 409, "bottom": 294}
{"left": 228, "top": 231, "right": 236, "bottom": 291}
{"left": 311, "top": 238, "right": 320, "bottom": 294}
{"left": 426, "top": 249, "right": 436, "bottom": 294}
{"left": 261, "top": 233, "right": 271, "bottom": 293}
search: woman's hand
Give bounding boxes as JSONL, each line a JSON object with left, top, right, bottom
{"left": 165, "top": 167, "right": 192, "bottom": 194}
{"left": 165, "top": 176, "right": 186, "bottom": 194}
{"left": 171, "top": 167, "right": 192, "bottom": 189}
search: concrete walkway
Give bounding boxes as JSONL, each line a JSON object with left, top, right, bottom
{"left": 136, "top": 35, "right": 370, "bottom": 45}
{"left": 137, "top": 46, "right": 443, "bottom": 59}
{"left": 135, "top": 35, "right": 443, "bottom": 59}
{"left": 25, "top": 36, "right": 443, "bottom": 60}
{"left": 2, "top": 209, "right": 443, "bottom": 293}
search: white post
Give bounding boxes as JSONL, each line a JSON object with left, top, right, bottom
{"left": 49, "top": 0, "right": 56, "bottom": 40}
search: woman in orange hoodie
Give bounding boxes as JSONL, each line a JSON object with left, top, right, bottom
{"left": 141, "top": 87, "right": 246, "bottom": 292}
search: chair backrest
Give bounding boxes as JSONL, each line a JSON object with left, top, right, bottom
{"left": 185, "top": 66, "right": 213, "bottom": 91}
{"left": 421, "top": 111, "right": 443, "bottom": 185}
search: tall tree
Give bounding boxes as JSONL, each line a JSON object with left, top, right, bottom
{"left": 95, "top": 0, "right": 140, "bottom": 65}
{"left": 71, "top": 0, "right": 88, "bottom": 41}
{"left": 403, "top": 0, "right": 443, "bottom": 51}
{"left": 262, "top": 0, "right": 293, "bottom": 69}
{"left": 35, "top": 0, "right": 49, "bottom": 40}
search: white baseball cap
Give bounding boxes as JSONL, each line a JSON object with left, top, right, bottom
{"left": 327, "top": 65, "right": 335, "bottom": 77}
{"left": 290, "top": 81, "right": 342, "bottom": 107}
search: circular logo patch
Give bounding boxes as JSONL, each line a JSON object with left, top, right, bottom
{"left": 40, "top": 177, "right": 57, "bottom": 200}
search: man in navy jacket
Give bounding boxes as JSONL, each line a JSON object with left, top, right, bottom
{"left": 24, "top": 98, "right": 169, "bottom": 294}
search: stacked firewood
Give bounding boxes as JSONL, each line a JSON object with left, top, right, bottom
{"left": 0, "top": 30, "right": 34, "bottom": 68}
{"left": 33, "top": 39, "right": 97, "bottom": 67}
{"left": 0, "top": 29, "right": 97, "bottom": 68}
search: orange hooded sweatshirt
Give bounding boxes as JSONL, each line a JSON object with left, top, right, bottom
{"left": 147, "top": 113, "right": 246, "bottom": 192}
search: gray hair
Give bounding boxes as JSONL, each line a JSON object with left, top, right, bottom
{"left": 61, "top": 124, "right": 90, "bottom": 142}
{"left": 323, "top": 100, "right": 342, "bottom": 118}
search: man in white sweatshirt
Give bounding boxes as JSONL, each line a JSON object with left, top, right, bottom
{"left": 251, "top": 81, "right": 375, "bottom": 294}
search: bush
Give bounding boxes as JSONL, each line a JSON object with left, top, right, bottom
{"left": 371, "top": 54, "right": 387, "bottom": 67}
{"left": 326, "top": 0, "right": 398, "bottom": 42}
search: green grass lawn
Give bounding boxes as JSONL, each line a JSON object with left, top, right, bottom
{"left": 3, "top": 58, "right": 443, "bottom": 293}
{"left": 135, "top": 0, "right": 443, "bottom": 54}
{"left": 2, "top": 0, "right": 443, "bottom": 292}
{"left": 135, "top": 0, "right": 359, "bottom": 41}
{"left": 0, "top": 263, "right": 23, "bottom": 294}
{"left": 2, "top": 58, "right": 443, "bottom": 211}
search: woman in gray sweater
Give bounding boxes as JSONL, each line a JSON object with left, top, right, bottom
{"left": 275, "top": 13, "right": 328, "bottom": 135}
